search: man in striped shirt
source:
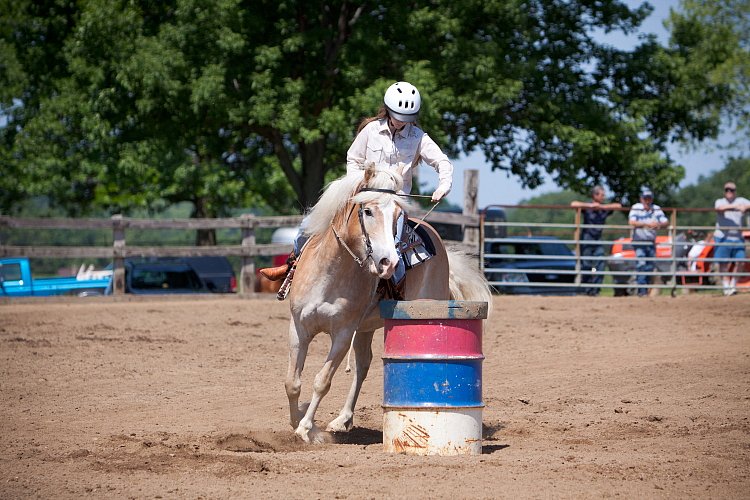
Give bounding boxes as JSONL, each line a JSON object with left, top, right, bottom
{"left": 628, "top": 187, "right": 669, "bottom": 296}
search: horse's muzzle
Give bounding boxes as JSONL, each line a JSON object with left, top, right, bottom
{"left": 375, "top": 257, "right": 397, "bottom": 279}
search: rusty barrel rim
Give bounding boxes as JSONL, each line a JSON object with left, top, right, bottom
{"left": 380, "top": 300, "right": 488, "bottom": 320}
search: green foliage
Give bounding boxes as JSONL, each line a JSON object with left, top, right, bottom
{"left": 1, "top": 0, "right": 746, "bottom": 218}
{"left": 668, "top": 0, "right": 750, "bottom": 149}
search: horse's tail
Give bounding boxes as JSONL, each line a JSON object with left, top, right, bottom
{"left": 446, "top": 247, "right": 494, "bottom": 317}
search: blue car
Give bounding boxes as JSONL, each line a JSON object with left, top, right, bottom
{"left": 483, "top": 236, "right": 580, "bottom": 295}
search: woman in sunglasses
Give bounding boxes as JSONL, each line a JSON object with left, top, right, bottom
{"left": 714, "top": 182, "right": 750, "bottom": 296}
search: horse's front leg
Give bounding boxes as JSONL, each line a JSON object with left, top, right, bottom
{"left": 295, "top": 331, "right": 353, "bottom": 443}
{"left": 285, "top": 319, "right": 310, "bottom": 429}
{"left": 327, "top": 329, "right": 375, "bottom": 433}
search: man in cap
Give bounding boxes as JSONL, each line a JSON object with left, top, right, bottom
{"left": 628, "top": 187, "right": 669, "bottom": 296}
{"left": 714, "top": 182, "right": 750, "bottom": 296}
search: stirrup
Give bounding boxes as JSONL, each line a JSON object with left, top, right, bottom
{"left": 276, "top": 266, "right": 295, "bottom": 301}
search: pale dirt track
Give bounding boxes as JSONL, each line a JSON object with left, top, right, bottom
{"left": 1, "top": 294, "right": 749, "bottom": 499}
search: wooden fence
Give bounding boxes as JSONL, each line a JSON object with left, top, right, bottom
{"left": 0, "top": 209, "right": 479, "bottom": 296}
{"left": 0, "top": 170, "right": 484, "bottom": 296}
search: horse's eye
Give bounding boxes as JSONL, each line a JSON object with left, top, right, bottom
{"left": 363, "top": 208, "right": 373, "bottom": 217}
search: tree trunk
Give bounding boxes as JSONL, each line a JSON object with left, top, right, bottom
{"left": 299, "top": 138, "right": 327, "bottom": 209}
{"left": 192, "top": 197, "right": 217, "bottom": 246}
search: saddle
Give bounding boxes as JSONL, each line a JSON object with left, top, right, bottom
{"left": 376, "top": 219, "right": 436, "bottom": 301}
{"left": 401, "top": 218, "right": 437, "bottom": 268}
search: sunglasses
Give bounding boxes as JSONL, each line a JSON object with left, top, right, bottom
{"left": 725, "top": 187, "right": 736, "bottom": 192}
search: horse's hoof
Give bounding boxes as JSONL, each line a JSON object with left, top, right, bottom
{"left": 294, "top": 427, "right": 311, "bottom": 443}
{"left": 295, "top": 424, "right": 331, "bottom": 444}
{"left": 326, "top": 415, "right": 353, "bottom": 433}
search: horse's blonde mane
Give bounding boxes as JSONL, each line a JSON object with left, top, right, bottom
{"left": 302, "top": 166, "right": 414, "bottom": 237}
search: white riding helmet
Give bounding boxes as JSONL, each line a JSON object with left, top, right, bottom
{"left": 384, "top": 81, "right": 421, "bottom": 122}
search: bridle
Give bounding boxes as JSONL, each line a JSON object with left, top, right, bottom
{"left": 330, "top": 188, "right": 398, "bottom": 268}
{"left": 330, "top": 187, "right": 440, "bottom": 267}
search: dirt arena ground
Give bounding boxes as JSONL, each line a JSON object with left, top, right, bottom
{"left": 1, "top": 293, "right": 748, "bottom": 499}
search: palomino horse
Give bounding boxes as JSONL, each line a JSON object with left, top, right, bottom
{"left": 286, "top": 164, "right": 492, "bottom": 443}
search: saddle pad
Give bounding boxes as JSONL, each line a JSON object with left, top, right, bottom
{"left": 401, "top": 220, "right": 436, "bottom": 269}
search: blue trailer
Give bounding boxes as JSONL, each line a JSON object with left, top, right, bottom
{"left": 0, "top": 257, "right": 112, "bottom": 297}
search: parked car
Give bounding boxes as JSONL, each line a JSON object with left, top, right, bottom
{"left": 483, "top": 236, "right": 579, "bottom": 295}
{"left": 181, "top": 256, "right": 237, "bottom": 293}
{"left": 106, "top": 259, "right": 209, "bottom": 295}
{"left": 482, "top": 206, "right": 508, "bottom": 239}
{"left": 0, "top": 257, "right": 111, "bottom": 297}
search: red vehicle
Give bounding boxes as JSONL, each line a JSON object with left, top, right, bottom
{"left": 608, "top": 236, "right": 677, "bottom": 295}
{"left": 609, "top": 232, "right": 750, "bottom": 292}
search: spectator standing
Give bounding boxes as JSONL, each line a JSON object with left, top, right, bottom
{"left": 714, "top": 182, "right": 750, "bottom": 296}
{"left": 571, "top": 186, "right": 622, "bottom": 295}
{"left": 628, "top": 187, "right": 669, "bottom": 296}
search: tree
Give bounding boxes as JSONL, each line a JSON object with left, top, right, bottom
{"left": 1, "top": 0, "right": 743, "bottom": 222}
{"left": 667, "top": 0, "right": 750, "bottom": 150}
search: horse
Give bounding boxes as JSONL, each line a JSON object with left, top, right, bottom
{"left": 285, "top": 164, "right": 493, "bottom": 443}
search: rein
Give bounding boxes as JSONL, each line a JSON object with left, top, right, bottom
{"left": 360, "top": 189, "right": 441, "bottom": 231}
{"left": 330, "top": 187, "right": 441, "bottom": 267}
{"left": 330, "top": 203, "right": 374, "bottom": 268}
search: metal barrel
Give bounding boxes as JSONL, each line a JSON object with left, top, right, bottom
{"left": 380, "top": 300, "right": 488, "bottom": 456}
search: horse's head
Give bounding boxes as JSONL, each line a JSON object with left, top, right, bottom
{"left": 349, "top": 165, "right": 410, "bottom": 279}
{"left": 302, "top": 164, "right": 414, "bottom": 279}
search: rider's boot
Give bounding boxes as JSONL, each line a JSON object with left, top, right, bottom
{"left": 259, "top": 251, "right": 297, "bottom": 281}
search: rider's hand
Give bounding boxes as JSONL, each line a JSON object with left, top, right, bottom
{"left": 431, "top": 185, "right": 449, "bottom": 203}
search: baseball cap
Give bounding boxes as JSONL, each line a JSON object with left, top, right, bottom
{"left": 640, "top": 187, "right": 653, "bottom": 198}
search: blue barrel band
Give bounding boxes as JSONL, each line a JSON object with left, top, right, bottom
{"left": 383, "top": 358, "right": 483, "bottom": 407}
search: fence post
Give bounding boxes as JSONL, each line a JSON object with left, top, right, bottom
{"left": 240, "top": 214, "right": 256, "bottom": 297}
{"left": 573, "top": 208, "right": 582, "bottom": 286}
{"left": 668, "top": 209, "right": 678, "bottom": 289}
{"left": 478, "top": 210, "right": 485, "bottom": 271}
{"left": 462, "top": 169, "right": 479, "bottom": 247}
{"left": 111, "top": 214, "right": 126, "bottom": 295}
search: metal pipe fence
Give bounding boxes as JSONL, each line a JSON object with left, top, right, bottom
{"left": 479, "top": 205, "right": 750, "bottom": 295}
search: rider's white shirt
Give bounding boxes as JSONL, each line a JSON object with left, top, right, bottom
{"left": 346, "top": 119, "right": 453, "bottom": 195}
